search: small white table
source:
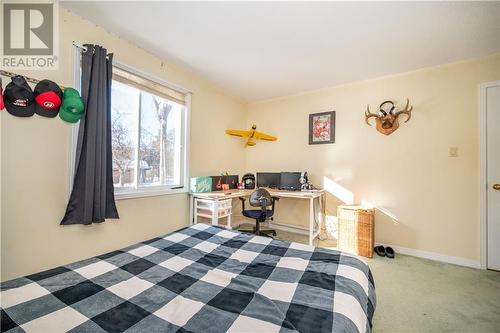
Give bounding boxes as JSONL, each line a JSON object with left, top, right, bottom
{"left": 189, "top": 189, "right": 326, "bottom": 245}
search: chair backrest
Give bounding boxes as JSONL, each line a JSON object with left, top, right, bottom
{"left": 249, "top": 188, "right": 272, "bottom": 208}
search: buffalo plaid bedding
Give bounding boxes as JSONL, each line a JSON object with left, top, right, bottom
{"left": 1, "top": 224, "right": 376, "bottom": 333}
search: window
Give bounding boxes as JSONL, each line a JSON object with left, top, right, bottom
{"left": 110, "top": 65, "right": 190, "bottom": 198}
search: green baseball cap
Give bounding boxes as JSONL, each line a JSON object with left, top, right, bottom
{"left": 59, "top": 88, "right": 84, "bottom": 123}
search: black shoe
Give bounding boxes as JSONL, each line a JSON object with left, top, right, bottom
{"left": 385, "top": 246, "right": 395, "bottom": 258}
{"left": 374, "top": 245, "right": 386, "bottom": 257}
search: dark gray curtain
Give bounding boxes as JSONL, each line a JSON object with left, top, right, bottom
{"left": 61, "top": 44, "right": 119, "bottom": 225}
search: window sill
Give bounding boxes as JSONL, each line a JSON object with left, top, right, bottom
{"left": 114, "top": 187, "right": 188, "bottom": 200}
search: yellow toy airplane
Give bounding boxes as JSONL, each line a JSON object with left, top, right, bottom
{"left": 225, "top": 125, "right": 278, "bottom": 147}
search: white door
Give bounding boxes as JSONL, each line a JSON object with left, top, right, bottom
{"left": 485, "top": 81, "right": 500, "bottom": 271}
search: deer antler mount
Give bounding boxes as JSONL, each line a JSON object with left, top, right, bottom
{"left": 365, "top": 99, "right": 413, "bottom": 135}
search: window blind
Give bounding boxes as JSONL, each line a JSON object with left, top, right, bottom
{"left": 113, "top": 67, "right": 186, "bottom": 105}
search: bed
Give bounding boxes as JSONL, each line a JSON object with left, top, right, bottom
{"left": 1, "top": 224, "right": 376, "bottom": 333}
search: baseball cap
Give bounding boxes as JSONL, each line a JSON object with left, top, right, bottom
{"left": 3, "top": 76, "right": 35, "bottom": 117}
{"left": 34, "top": 80, "right": 63, "bottom": 118}
{"left": 0, "top": 78, "right": 4, "bottom": 111}
{"left": 59, "top": 88, "right": 85, "bottom": 123}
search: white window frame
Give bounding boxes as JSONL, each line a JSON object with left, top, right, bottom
{"left": 69, "top": 44, "right": 191, "bottom": 200}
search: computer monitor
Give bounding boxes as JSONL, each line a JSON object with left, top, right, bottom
{"left": 256, "top": 172, "right": 281, "bottom": 188}
{"left": 210, "top": 175, "right": 239, "bottom": 191}
{"left": 280, "top": 172, "right": 302, "bottom": 191}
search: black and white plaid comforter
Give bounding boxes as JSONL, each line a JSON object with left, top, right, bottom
{"left": 1, "top": 224, "right": 376, "bottom": 333}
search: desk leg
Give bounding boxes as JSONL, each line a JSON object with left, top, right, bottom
{"left": 309, "top": 197, "right": 314, "bottom": 246}
{"left": 321, "top": 193, "right": 326, "bottom": 239}
{"left": 189, "top": 196, "right": 194, "bottom": 225}
{"left": 212, "top": 201, "right": 219, "bottom": 226}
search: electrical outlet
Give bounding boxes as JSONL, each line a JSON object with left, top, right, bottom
{"left": 449, "top": 147, "right": 459, "bottom": 157}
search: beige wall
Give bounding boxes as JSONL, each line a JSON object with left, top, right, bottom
{"left": 245, "top": 55, "right": 500, "bottom": 262}
{"left": 0, "top": 9, "right": 247, "bottom": 281}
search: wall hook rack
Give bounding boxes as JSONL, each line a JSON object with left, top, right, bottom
{"left": 0, "top": 70, "right": 67, "bottom": 90}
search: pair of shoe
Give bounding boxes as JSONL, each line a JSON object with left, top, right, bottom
{"left": 374, "top": 245, "right": 395, "bottom": 258}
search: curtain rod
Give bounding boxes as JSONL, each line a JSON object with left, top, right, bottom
{"left": 72, "top": 42, "right": 87, "bottom": 52}
{"left": 73, "top": 42, "right": 112, "bottom": 58}
{"left": 0, "top": 70, "right": 67, "bottom": 90}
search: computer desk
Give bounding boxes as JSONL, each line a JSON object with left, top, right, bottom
{"left": 189, "top": 188, "right": 326, "bottom": 245}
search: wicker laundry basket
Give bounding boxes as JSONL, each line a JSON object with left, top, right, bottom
{"left": 337, "top": 205, "right": 375, "bottom": 258}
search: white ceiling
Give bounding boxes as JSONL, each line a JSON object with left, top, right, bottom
{"left": 61, "top": 1, "right": 500, "bottom": 102}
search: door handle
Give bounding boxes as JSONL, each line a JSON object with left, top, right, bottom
{"left": 493, "top": 184, "right": 500, "bottom": 191}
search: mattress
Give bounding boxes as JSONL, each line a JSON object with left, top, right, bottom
{"left": 1, "top": 224, "right": 376, "bottom": 333}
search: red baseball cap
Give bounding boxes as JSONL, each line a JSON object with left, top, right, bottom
{"left": 0, "top": 78, "right": 4, "bottom": 111}
{"left": 34, "top": 80, "right": 63, "bottom": 117}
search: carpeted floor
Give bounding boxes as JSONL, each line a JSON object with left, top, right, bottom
{"left": 271, "top": 229, "right": 500, "bottom": 333}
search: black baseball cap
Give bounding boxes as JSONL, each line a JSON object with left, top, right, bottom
{"left": 4, "top": 76, "right": 35, "bottom": 117}
{"left": 34, "top": 80, "right": 63, "bottom": 118}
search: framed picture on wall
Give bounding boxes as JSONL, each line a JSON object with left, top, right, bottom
{"left": 309, "top": 111, "right": 335, "bottom": 144}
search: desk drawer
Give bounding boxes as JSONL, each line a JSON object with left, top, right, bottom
{"left": 196, "top": 199, "right": 215, "bottom": 210}
{"left": 217, "top": 199, "right": 233, "bottom": 209}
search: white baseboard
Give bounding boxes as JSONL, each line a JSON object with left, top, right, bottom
{"left": 375, "top": 242, "right": 481, "bottom": 269}
{"left": 269, "top": 222, "right": 310, "bottom": 235}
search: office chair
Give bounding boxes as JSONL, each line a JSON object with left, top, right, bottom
{"left": 239, "top": 188, "right": 279, "bottom": 237}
